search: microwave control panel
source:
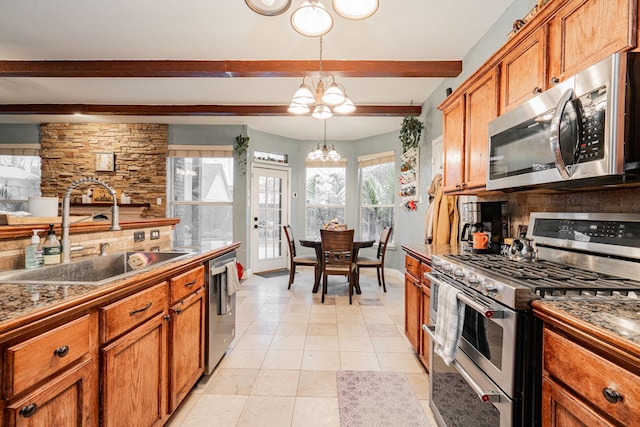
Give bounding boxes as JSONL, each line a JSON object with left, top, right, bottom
{"left": 576, "top": 86, "right": 606, "bottom": 163}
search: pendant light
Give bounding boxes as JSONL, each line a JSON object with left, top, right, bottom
{"left": 307, "top": 121, "right": 341, "bottom": 161}
{"left": 332, "top": 0, "right": 379, "bottom": 20}
{"left": 290, "top": 1, "right": 333, "bottom": 37}
{"left": 245, "top": 0, "right": 291, "bottom": 16}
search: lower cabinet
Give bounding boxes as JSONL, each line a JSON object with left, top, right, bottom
{"left": 418, "top": 280, "right": 431, "bottom": 371}
{"left": 404, "top": 253, "right": 431, "bottom": 373}
{"left": 5, "top": 358, "right": 96, "bottom": 427}
{"left": 404, "top": 271, "right": 421, "bottom": 352}
{"left": 168, "top": 287, "right": 205, "bottom": 413}
{"left": 542, "top": 377, "right": 615, "bottom": 427}
{"left": 101, "top": 312, "right": 169, "bottom": 427}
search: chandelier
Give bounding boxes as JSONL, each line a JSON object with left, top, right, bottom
{"left": 307, "top": 121, "right": 341, "bottom": 161}
{"left": 245, "top": 0, "right": 379, "bottom": 37}
{"left": 288, "top": 37, "right": 355, "bottom": 119}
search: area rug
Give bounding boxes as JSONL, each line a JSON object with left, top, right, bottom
{"left": 336, "top": 370, "right": 431, "bottom": 427}
{"left": 255, "top": 269, "right": 290, "bottom": 278}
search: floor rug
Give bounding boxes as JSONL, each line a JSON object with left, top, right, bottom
{"left": 255, "top": 269, "right": 290, "bottom": 278}
{"left": 336, "top": 370, "right": 431, "bottom": 427}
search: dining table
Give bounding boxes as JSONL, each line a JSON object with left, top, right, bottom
{"left": 299, "top": 237, "right": 375, "bottom": 294}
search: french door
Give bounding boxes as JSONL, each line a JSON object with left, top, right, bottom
{"left": 250, "top": 165, "right": 290, "bottom": 273}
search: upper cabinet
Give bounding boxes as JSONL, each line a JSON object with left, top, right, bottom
{"left": 440, "top": 0, "right": 638, "bottom": 194}
{"left": 547, "top": 0, "right": 636, "bottom": 86}
{"left": 500, "top": 27, "right": 547, "bottom": 113}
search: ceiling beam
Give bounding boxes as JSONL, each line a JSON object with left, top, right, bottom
{"left": 0, "top": 104, "right": 422, "bottom": 117}
{"left": 0, "top": 60, "right": 462, "bottom": 78}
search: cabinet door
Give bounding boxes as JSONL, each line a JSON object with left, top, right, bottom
{"left": 442, "top": 95, "right": 466, "bottom": 192}
{"left": 101, "top": 313, "right": 168, "bottom": 427}
{"left": 169, "top": 288, "right": 205, "bottom": 413}
{"left": 500, "top": 27, "right": 547, "bottom": 113}
{"left": 548, "top": 0, "right": 635, "bottom": 84}
{"left": 418, "top": 284, "right": 431, "bottom": 371}
{"left": 465, "top": 69, "right": 498, "bottom": 190}
{"left": 542, "top": 377, "right": 615, "bottom": 427}
{"left": 5, "top": 358, "right": 96, "bottom": 427}
{"left": 404, "top": 272, "right": 421, "bottom": 352}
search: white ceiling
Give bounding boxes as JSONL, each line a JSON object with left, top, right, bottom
{"left": 0, "top": 0, "right": 514, "bottom": 141}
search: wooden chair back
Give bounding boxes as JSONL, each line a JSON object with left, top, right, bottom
{"left": 283, "top": 225, "right": 297, "bottom": 258}
{"left": 376, "top": 226, "right": 393, "bottom": 261}
{"left": 320, "top": 229, "right": 354, "bottom": 273}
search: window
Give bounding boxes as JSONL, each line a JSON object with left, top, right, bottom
{"left": 168, "top": 145, "right": 234, "bottom": 249}
{"left": 0, "top": 144, "right": 41, "bottom": 212}
{"left": 305, "top": 159, "right": 347, "bottom": 238}
{"left": 359, "top": 151, "right": 395, "bottom": 242}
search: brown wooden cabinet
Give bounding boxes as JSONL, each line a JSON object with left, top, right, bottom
{"left": 418, "top": 263, "right": 431, "bottom": 371}
{"left": 2, "top": 314, "right": 98, "bottom": 427}
{"left": 404, "top": 253, "right": 431, "bottom": 372}
{"left": 404, "top": 271, "right": 421, "bottom": 352}
{"left": 101, "top": 312, "right": 169, "bottom": 427}
{"left": 541, "top": 325, "right": 640, "bottom": 426}
{"left": 168, "top": 266, "right": 205, "bottom": 413}
{"left": 547, "top": 0, "right": 636, "bottom": 86}
{"left": 442, "top": 95, "right": 466, "bottom": 193}
{"left": 500, "top": 27, "right": 547, "bottom": 113}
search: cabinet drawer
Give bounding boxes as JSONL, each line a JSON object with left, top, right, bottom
{"left": 100, "top": 282, "right": 168, "bottom": 343}
{"left": 170, "top": 266, "right": 204, "bottom": 303}
{"left": 4, "top": 314, "right": 91, "bottom": 398}
{"left": 405, "top": 255, "right": 420, "bottom": 278}
{"left": 544, "top": 327, "right": 640, "bottom": 424}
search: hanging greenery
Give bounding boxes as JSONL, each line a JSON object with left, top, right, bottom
{"left": 234, "top": 127, "right": 250, "bottom": 175}
{"left": 399, "top": 115, "right": 424, "bottom": 153}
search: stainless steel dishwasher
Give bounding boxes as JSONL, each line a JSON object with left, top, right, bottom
{"left": 204, "top": 250, "right": 237, "bottom": 375}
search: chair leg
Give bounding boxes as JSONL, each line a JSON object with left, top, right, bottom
{"left": 380, "top": 266, "right": 387, "bottom": 292}
{"left": 349, "top": 273, "right": 353, "bottom": 305}
{"left": 288, "top": 264, "right": 296, "bottom": 289}
{"left": 376, "top": 267, "right": 382, "bottom": 287}
{"left": 322, "top": 274, "right": 327, "bottom": 303}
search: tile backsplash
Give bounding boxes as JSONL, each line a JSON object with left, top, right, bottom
{"left": 479, "top": 186, "right": 640, "bottom": 238}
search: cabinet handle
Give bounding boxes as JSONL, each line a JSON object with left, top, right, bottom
{"left": 549, "top": 76, "right": 559, "bottom": 85}
{"left": 19, "top": 403, "right": 37, "bottom": 418}
{"left": 532, "top": 87, "right": 542, "bottom": 94}
{"left": 129, "top": 302, "right": 152, "bottom": 316}
{"left": 53, "top": 345, "right": 69, "bottom": 358}
{"left": 163, "top": 314, "right": 171, "bottom": 322}
{"left": 412, "top": 280, "right": 421, "bottom": 289}
{"left": 184, "top": 279, "right": 197, "bottom": 287}
{"left": 174, "top": 307, "right": 182, "bottom": 315}
{"left": 603, "top": 387, "right": 622, "bottom": 404}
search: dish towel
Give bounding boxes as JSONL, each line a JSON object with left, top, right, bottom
{"left": 434, "top": 282, "right": 465, "bottom": 366}
{"left": 225, "top": 261, "right": 241, "bottom": 296}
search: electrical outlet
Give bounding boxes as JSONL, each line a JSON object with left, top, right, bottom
{"left": 133, "top": 231, "right": 145, "bottom": 243}
{"left": 150, "top": 229, "right": 160, "bottom": 240}
{"left": 150, "top": 246, "right": 160, "bottom": 252}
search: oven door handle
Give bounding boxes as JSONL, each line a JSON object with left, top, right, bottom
{"left": 425, "top": 272, "right": 503, "bottom": 319}
{"left": 423, "top": 324, "right": 503, "bottom": 404}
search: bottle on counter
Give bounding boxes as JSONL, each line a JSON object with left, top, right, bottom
{"left": 25, "top": 229, "right": 44, "bottom": 269}
{"left": 43, "top": 223, "right": 61, "bottom": 265}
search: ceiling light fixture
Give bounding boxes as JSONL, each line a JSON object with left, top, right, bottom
{"left": 244, "top": 0, "right": 292, "bottom": 16}
{"left": 288, "top": 37, "right": 355, "bottom": 119}
{"left": 332, "top": 0, "right": 379, "bottom": 20}
{"left": 290, "top": 1, "right": 333, "bottom": 37}
{"left": 307, "top": 121, "right": 341, "bottom": 161}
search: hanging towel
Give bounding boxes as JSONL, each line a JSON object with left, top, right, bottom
{"left": 433, "top": 282, "right": 465, "bottom": 366}
{"left": 424, "top": 174, "right": 442, "bottom": 243}
{"left": 225, "top": 260, "right": 241, "bottom": 296}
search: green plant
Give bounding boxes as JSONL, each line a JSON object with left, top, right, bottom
{"left": 399, "top": 115, "right": 424, "bottom": 153}
{"left": 234, "top": 132, "right": 250, "bottom": 174}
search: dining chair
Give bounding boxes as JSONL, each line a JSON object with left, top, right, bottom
{"left": 320, "top": 228, "right": 356, "bottom": 304}
{"left": 356, "top": 226, "right": 393, "bottom": 292}
{"left": 283, "top": 225, "right": 319, "bottom": 289}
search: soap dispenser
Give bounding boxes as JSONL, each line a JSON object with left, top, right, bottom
{"left": 25, "top": 229, "right": 44, "bottom": 269}
{"left": 43, "top": 224, "right": 61, "bottom": 265}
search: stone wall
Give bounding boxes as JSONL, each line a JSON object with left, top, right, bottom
{"left": 40, "top": 123, "right": 168, "bottom": 218}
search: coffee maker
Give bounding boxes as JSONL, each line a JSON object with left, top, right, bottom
{"left": 460, "top": 201, "right": 508, "bottom": 252}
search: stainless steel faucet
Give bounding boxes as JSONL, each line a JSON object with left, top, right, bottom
{"left": 62, "top": 178, "right": 120, "bottom": 263}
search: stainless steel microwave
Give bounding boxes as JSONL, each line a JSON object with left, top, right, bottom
{"left": 486, "top": 53, "right": 640, "bottom": 191}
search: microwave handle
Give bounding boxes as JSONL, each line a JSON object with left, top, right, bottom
{"left": 549, "top": 88, "right": 574, "bottom": 179}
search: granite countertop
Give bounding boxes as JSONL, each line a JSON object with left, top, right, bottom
{"left": 0, "top": 243, "right": 239, "bottom": 332}
{"left": 536, "top": 299, "right": 640, "bottom": 348}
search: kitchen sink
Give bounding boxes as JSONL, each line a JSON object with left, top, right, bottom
{"left": 0, "top": 251, "right": 190, "bottom": 285}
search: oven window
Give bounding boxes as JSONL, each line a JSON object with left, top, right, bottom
{"left": 462, "top": 307, "right": 503, "bottom": 370}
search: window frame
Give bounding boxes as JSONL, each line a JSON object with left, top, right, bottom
{"left": 358, "top": 151, "right": 396, "bottom": 244}
{"left": 304, "top": 159, "right": 347, "bottom": 239}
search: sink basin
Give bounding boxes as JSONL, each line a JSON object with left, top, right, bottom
{"left": 0, "top": 251, "right": 190, "bottom": 285}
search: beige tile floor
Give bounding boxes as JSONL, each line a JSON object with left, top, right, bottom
{"left": 166, "top": 266, "right": 438, "bottom": 426}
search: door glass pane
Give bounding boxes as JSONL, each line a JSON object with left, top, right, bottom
{"left": 258, "top": 175, "right": 283, "bottom": 261}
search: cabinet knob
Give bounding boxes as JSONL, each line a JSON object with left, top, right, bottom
{"left": 53, "top": 345, "right": 69, "bottom": 358}
{"left": 163, "top": 314, "right": 171, "bottom": 322}
{"left": 549, "top": 76, "right": 560, "bottom": 85}
{"left": 19, "top": 403, "right": 37, "bottom": 418}
{"left": 603, "top": 387, "right": 622, "bottom": 404}
{"left": 532, "top": 87, "right": 542, "bottom": 94}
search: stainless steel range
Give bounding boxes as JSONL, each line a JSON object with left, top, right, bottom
{"left": 425, "top": 212, "right": 640, "bottom": 427}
